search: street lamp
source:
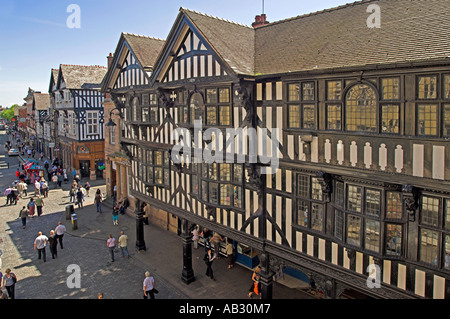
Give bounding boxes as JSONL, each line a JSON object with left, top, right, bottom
{"left": 105, "top": 107, "right": 123, "bottom": 127}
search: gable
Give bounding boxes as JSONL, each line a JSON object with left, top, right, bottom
{"left": 114, "top": 48, "right": 150, "bottom": 89}
{"left": 160, "top": 27, "right": 230, "bottom": 84}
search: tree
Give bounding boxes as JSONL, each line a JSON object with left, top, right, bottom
{"left": 0, "top": 104, "right": 18, "bottom": 121}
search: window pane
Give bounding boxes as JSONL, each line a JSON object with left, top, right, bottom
{"left": 219, "top": 88, "right": 230, "bottom": 103}
{"left": 297, "top": 200, "right": 308, "bottom": 227}
{"left": 141, "top": 108, "right": 149, "bottom": 122}
{"left": 233, "top": 186, "right": 242, "bottom": 208}
{"left": 206, "top": 106, "right": 217, "bottom": 125}
{"left": 347, "top": 215, "right": 361, "bottom": 247}
{"left": 311, "top": 178, "right": 322, "bottom": 201}
{"left": 302, "top": 104, "right": 315, "bottom": 129}
{"left": 422, "top": 196, "right": 440, "bottom": 227}
{"left": 288, "top": 105, "right": 300, "bottom": 128}
{"left": 219, "top": 106, "right": 231, "bottom": 126}
{"left": 386, "top": 224, "right": 402, "bottom": 256}
{"left": 206, "top": 89, "right": 217, "bottom": 103}
{"left": 149, "top": 93, "right": 157, "bottom": 105}
{"left": 417, "top": 104, "right": 438, "bottom": 136}
{"left": 311, "top": 204, "right": 323, "bottom": 232}
{"left": 386, "top": 192, "right": 402, "bottom": 219}
{"left": 191, "top": 174, "right": 198, "bottom": 195}
{"left": 334, "top": 210, "right": 344, "bottom": 240}
{"left": 381, "top": 104, "right": 399, "bottom": 134}
{"left": 327, "top": 104, "right": 342, "bottom": 130}
{"left": 190, "top": 92, "right": 204, "bottom": 124}
{"left": 327, "top": 81, "right": 342, "bottom": 100}
{"left": 418, "top": 76, "right": 437, "bottom": 99}
{"left": 445, "top": 235, "right": 450, "bottom": 270}
{"left": 147, "top": 166, "right": 153, "bottom": 183}
{"left": 444, "top": 75, "right": 450, "bottom": 99}
{"left": 209, "top": 163, "right": 218, "bottom": 180}
{"left": 297, "top": 175, "right": 310, "bottom": 198}
{"left": 202, "top": 181, "right": 208, "bottom": 202}
{"left": 288, "top": 84, "right": 300, "bottom": 101}
{"left": 233, "top": 165, "right": 243, "bottom": 184}
{"left": 347, "top": 185, "right": 362, "bottom": 212}
{"left": 155, "top": 167, "right": 163, "bottom": 185}
{"left": 365, "top": 189, "right": 380, "bottom": 217}
{"left": 164, "top": 169, "right": 170, "bottom": 185}
{"left": 444, "top": 104, "right": 450, "bottom": 137}
{"left": 220, "top": 184, "right": 231, "bottom": 206}
{"left": 155, "top": 151, "right": 163, "bottom": 165}
{"left": 365, "top": 220, "right": 380, "bottom": 252}
{"left": 345, "top": 84, "right": 377, "bottom": 132}
{"left": 381, "top": 78, "right": 400, "bottom": 100}
{"left": 445, "top": 200, "right": 450, "bottom": 230}
{"left": 420, "top": 229, "right": 438, "bottom": 265}
{"left": 220, "top": 164, "right": 231, "bottom": 181}
{"left": 335, "top": 182, "right": 344, "bottom": 207}
{"left": 302, "top": 82, "right": 315, "bottom": 101}
{"left": 149, "top": 107, "right": 158, "bottom": 123}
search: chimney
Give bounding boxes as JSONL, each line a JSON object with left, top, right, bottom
{"left": 107, "top": 52, "right": 114, "bottom": 68}
{"left": 252, "top": 14, "right": 269, "bottom": 28}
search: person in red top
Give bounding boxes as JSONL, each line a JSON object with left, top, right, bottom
{"left": 15, "top": 169, "right": 20, "bottom": 178}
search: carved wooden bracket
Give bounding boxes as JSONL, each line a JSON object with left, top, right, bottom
{"left": 402, "top": 185, "right": 420, "bottom": 222}
{"left": 316, "top": 171, "right": 333, "bottom": 202}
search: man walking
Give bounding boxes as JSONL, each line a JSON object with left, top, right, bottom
{"left": 18, "top": 206, "right": 29, "bottom": 229}
{"left": 35, "top": 195, "right": 44, "bottom": 217}
{"left": 48, "top": 230, "right": 58, "bottom": 259}
{"left": 34, "top": 232, "right": 48, "bottom": 262}
{"left": 55, "top": 222, "right": 66, "bottom": 249}
{"left": 118, "top": 231, "right": 130, "bottom": 259}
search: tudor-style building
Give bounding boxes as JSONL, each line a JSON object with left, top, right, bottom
{"left": 50, "top": 64, "right": 107, "bottom": 179}
{"left": 102, "top": 1, "right": 450, "bottom": 299}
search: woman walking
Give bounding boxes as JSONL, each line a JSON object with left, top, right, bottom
{"left": 106, "top": 234, "right": 116, "bottom": 262}
{"left": 112, "top": 204, "right": 119, "bottom": 225}
{"left": 27, "top": 197, "right": 36, "bottom": 217}
{"left": 2, "top": 268, "right": 17, "bottom": 299}
{"left": 204, "top": 248, "right": 216, "bottom": 281}
{"left": 248, "top": 266, "right": 262, "bottom": 298}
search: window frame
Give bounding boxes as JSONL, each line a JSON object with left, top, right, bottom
{"left": 287, "top": 81, "right": 318, "bottom": 130}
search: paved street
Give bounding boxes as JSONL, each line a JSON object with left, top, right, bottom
{"left": 0, "top": 131, "right": 312, "bottom": 301}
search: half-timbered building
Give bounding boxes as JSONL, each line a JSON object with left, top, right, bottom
{"left": 50, "top": 64, "right": 107, "bottom": 179}
{"left": 102, "top": 1, "right": 450, "bottom": 299}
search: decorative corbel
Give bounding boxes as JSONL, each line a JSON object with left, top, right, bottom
{"left": 316, "top": 171, "right": 333, "bottom": 202}
{"left": 402, "top": 185, "right": 420, "bottom": 222}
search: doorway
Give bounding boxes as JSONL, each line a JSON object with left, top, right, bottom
{"left": 80, "top": 160, "right": 90, "bottom": 177}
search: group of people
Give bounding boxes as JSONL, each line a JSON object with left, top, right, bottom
{"left": 69, "top": 181, "right": 91, "bottom": 209}
{"left": 33, "top": 222, "right": 67, "bottom": 263}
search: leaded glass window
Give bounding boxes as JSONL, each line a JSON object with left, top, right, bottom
{"left": 381, "top": 104, "right": 399, "bottom": 134}
{"left": 417, "top": 104, "right": 438, "bottom": 136}
{"left": 418, "top": 75, "right": 437, "bottom": 99}
{"left": 327, "top": 104, "right": 342, "bottom": 130}
{"left": 381, "top": 78, "right": 400, "bottom": 100}
{"left": 345, "top": 84, "right": 377, "bottom": 132}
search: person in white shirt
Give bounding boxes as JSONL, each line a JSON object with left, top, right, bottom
{"left": 34, "top": 232, "right": 48, "bottom": 262}
{"left": 55, "top": 222, "right": 66, "bottom": 249}
{"left": 143, "top": 271, "right": 156, "bottom": 299}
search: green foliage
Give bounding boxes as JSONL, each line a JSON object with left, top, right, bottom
{"left": 0, "top": 104, "right": 17, "bottom": 121}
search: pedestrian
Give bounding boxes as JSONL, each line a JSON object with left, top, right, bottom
{"left": 248, "top": 266, "right": 262, "bottom": 298}
{"left": 27, "top": 197, "right": 36, "bottom": 217}
{"left": 2, "top": 269, "right": 17, "bottom": 299}
{"left": 63, "top": 169, "right": 68, "bottom": 184}
{"left": 10, "top": 187, "right": 17, "bottom": 205}
{"left": 226, "top": 239, "right": 234, "bottom": 269}
{"left": 69, "top": 185, "right": 76, "bottom": 203}
{"left": 112, "top": 205, "right": 119, "bottom": 225}
{"left": 107, "top": 234, "right": 116, "bottom": 262}
{"left": 84, "top": 182, "right": 90, "bottom": 197}
{"left": 94, "top": 189, "right": 102, "bottom": 213}
{"left": 41, "top": 179, "right": 48, "bottom": 198}
{"left": 4, "top": 186, "right": 12, "bottom": 205}
{"left": 18, "top": 206, "right": 29, "bottom": 229}
{"left": 204, "top": 248, "right": 216, "bottom": 281}
{"left": 48, "top": 230, "right": 58, "bottom": 259}
{"left": 34, "top": 231, "right": 48, "bottom": 262}
{"left": 143, "top": 271, "right": 156, "bottom": 299}
{"left": 210, "top": 232, "right": 224, "bottom": 259}
{"left": 15, "top": 169, "right": 20, "bottom": 178}
{"left": 118, "top": 231, "right": 130, "bottom": 258}
{"left": 191, "top": 225, "right": 199, "bottom": 249}
{"left": 57, "top": 172, "right": 63, "bottom": 188}
{"left": 55, "top": 221, "right": 66, "bottom": 249}
{"left": 76, "top": 187, "right": 83, "bottom": 208}
{"left": 34, "top": 180, "right": 40, "bottom": 196}
{"left": 52, "top": 173, "right": 58, "bottom": 189}
{"left": 35, "top": 195, "right": 44, "bottom": 217}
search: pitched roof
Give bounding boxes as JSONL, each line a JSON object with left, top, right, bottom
{"left": 59, "top": 64, "right": 108, "bottom": 89}
{"left": 122, "top": 33, "right": 165, "bottom": 70}
{"left": 33, "top": 93, "right": 50, "bottom": 110}
{"left": 182, "top": 8, "right": 255, "bottom": 75}
{"left": 254, "top": 0, "right": 450, "bottom": 75}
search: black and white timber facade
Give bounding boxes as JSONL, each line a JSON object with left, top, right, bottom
{"left": 102, "top": 2, "right": 450, "bottom": 299}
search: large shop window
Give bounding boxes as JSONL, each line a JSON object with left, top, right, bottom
{"left": 193, "top": 162, "right": 243, "bottom": 209}
{"left": 419, "top": 195, "right": 450, "bottom": 270}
